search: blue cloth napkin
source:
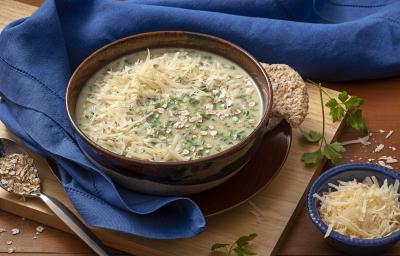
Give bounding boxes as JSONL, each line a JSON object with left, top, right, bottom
{"left": 1, "top": 0, "right": 400, "bottom": 239}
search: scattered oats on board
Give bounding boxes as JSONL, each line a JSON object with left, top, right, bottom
{"left": 10, "top": 228, "right": 19, "bottom": 235}
{"left": 0, "top": 228, "right": 6, "bottom": 233}
{"left": 36, "top": 225, "right": 45, "bottom": 233}
{"left": 379, "top": 129, "right": 385, "bottom": 133}
{"left": 374, "top": 144, "right": 385, "bottom": 153}
{"left": 6, "top": 240, "right": 12, "bottom": 245}
{"left": 33, "top": 236, "right": 37, "bottom": 239}
{"left": 7, "top": 248, "right": 14, "bottom": 254}
{"left": 389, "top": 146, "right": 397, "bottom": 151}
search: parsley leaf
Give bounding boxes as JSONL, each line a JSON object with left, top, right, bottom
{"left": 303, "top": 80, "right": 367, "bottom": 166}
{"left": 325, "top": 99, "right": 346, "bottom": 122}
{"left": 322, "top": 142, "right": 345, "bottom": 165}
{"left": 325, "top": 93, "right": 365, "bottom": 132}
{"left": 236, "top": 234, "right": 257, "bottom": 247}
{"left": 301, "top": 130, "right": 323, "bottom": 143}
{"left": 211, "top": 243, "right": 229, "bottom": 251}
{"left": 347, "top": 109, "right": 368, "bottom": 134}
{"left": 344, "top": 96, "right": 363, "bottom": 111}
{"left": 211, "top": 233, "right": 257, "bottom": 256}
{"left": 301, "top": 149, "right": 323, "bottom": 165}
{"left": 234, "top": 247, "right": 257, "bottom": 256}
{"left": 325, "top": 98, "right": 338, "bottom": 109}
{"left": 338, "top": 91, "right": 349, "bottom": 103}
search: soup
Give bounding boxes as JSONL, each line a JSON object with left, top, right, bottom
{"left": 76, "top": 49, "right": 262, "bottom": 161}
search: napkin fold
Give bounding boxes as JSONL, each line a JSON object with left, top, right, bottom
{"left": 1, "top": 0, "right": 400, "bottom": 239}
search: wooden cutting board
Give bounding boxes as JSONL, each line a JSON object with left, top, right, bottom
{"left": 0, "top": 1, "right": 346, "bottom": 255}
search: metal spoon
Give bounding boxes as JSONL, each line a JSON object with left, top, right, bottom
{"left": 0, "top": 138, "right": 112, "bottom": 256}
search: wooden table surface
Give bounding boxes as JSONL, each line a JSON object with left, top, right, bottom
{"left": 1, "top": 1, "right": 400, "bottom": 255}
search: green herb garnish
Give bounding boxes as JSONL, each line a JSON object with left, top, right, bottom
{"left": 189, "top": 97, "right": 199, "bottom": 106}
{"left": 301, "top": 80, "right": 368, "bottom": 166}
{"left": 301, "top": 129, "right": 323, "bottom": 143}
{"left": 325, "top": 90, "right": 367, "bottom": 133}
{"left": 211, "top": 233, "right": 257, "bottom": 256}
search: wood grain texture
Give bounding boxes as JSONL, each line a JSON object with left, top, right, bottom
{"left": 1, "top": 0, "right": 400, "bottom": 255}
{"left": 0, "top": 78, "right": 345, "bottom": 256}
{"left": 11, "top": 0, "right": 43, "bottom": 7}
{"left": 190, "top": 121, "right": 291, "bottom": 216}
{"left": 279, "top": 79, "right": 400, "bottom": 256}
{"left": 0, "top": 0, "right": 36, "bottom": 30}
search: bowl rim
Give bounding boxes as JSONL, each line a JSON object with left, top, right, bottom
{"left": 307, "top": 163, "right": 400, "bottom": 246}
{"left": 65, "top": 31, "right": 273, "bottom": 166}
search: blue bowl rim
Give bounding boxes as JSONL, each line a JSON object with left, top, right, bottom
{"left": 307, "top": 163, "right": 400, "bottom": 246}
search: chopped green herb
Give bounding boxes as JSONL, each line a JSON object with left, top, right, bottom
{"left": 189, "top": 97, "right": 199, "bottom": 106}
{"left": 77, "top": 49, "right": 262, "bottom": 161}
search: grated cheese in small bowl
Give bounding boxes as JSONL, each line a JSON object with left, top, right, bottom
{"left": 314, "top": 177, "right": 400, "bottom": 239}
{"left": 307, "top": 164, "right": 400, "bottom": 256}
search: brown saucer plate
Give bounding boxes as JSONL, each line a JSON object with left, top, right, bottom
{"left": 48, "top": 121, "right": 291, "bottom": 217}
{"left": 192, "top": 120, "right": 292, "bottom": 216}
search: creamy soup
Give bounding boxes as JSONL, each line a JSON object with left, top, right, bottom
{"left": 76, "top": 49, "right": 262, "bottom": 161}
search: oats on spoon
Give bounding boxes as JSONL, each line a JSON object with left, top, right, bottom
{"left": 0, "top": 153, "right": 40, "bottom": 196}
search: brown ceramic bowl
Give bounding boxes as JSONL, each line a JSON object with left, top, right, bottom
{"left": 66, "top": 31, "right": 273, "bottom": 195}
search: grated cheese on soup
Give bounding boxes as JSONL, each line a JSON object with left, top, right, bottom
{"left": 314, "top": 176, "right": 400, "bottom": 239}
{"left": 76, "top": 49, "right": 262, "bottom": 161}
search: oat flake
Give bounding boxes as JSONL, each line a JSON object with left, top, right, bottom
{"left": 10, "top": 228, "right": 19, "bottom": 235}
{"left": 0, "top": 153, "right": 40, "bottom": 196}
{"left": 36, "top": 226, "right": 45, "bottom": 233}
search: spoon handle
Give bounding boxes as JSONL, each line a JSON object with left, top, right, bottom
{"left": 39, "top": 193, "right": 112, "bottom": 256}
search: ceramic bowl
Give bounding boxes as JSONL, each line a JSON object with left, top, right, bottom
{"left": 65, "top": 31, "right": 273, "bottom": 195}
{"left": 307, "top": 163, "right": 400, "bottom": 256}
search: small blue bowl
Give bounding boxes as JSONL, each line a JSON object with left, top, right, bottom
{"left": 307, "top": 163, "right": 400, "bottom": 256}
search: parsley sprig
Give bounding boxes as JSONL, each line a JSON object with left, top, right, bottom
{"left": 211, "top": 233, "right": 257, "bottom": 256}
{"left": 301, "top": 80, "right": 367, "bottom": 166}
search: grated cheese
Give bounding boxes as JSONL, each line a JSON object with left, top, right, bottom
{"left": 314, "top": 177, "right": 400, "bottom": 239}
{"left": 374, "top": 144, "right": 385, "bottom": 153}
{"left": 379, "top": 156, "right": 398, "bottom": 164}
{"left": 386, "top": 130, "right": 394, "bottom": 139}
{"left": 340, "top": 135, "right": 371, "bottom": 146}
{"left": 75, "top": 49, "right": 261, "bottom": 161}
{"left": 378, "top": 161, "right": 393, "bottom": 169}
